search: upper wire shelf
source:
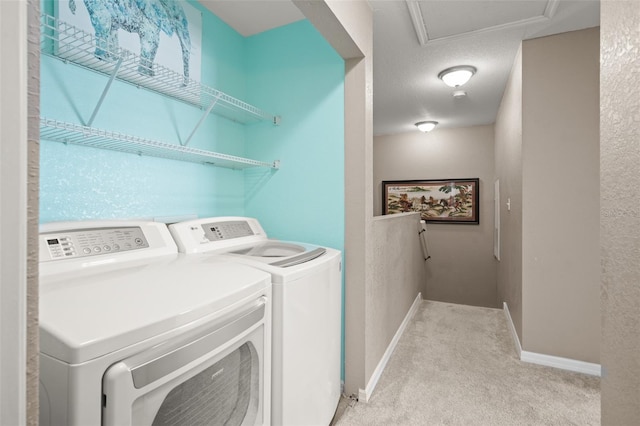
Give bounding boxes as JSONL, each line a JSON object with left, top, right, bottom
{"left": 40, "top": 14, "right": 277, "bottom": 125}
{"left": 40, "top": 118, "right": 280, "bottom": 170}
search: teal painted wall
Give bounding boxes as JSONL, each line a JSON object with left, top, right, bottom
{"left": 244, "top": 21, "right": 345, "bottom": 253}
{"left": 40, "top": 0, "right": 250, "bottom": 223}
{"left": 244, "top": 21, "right": 345, "bottom": 380}
{"left": 40, "top": 0, "right": 346, "bottom": 381}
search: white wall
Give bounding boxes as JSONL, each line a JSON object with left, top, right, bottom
{"left": 600, "top": 0, "right": 640, "bottom": 421}
{"left": 521, "top": 28, "right": 600, "bottom": 363}
{"left": 374, "top": 125, "right": 498, "bottom": 308}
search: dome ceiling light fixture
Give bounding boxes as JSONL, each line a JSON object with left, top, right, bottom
{"left": 438, "top": 65, "right": 477, "bottom": 88}
{"left": 415, "top": 121, "right": 438, "bottom": 132}
{"left": 453, "top": 90, "right": 467, "bottom": 99}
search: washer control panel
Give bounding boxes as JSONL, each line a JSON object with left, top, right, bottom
{"left": 169, "top": 217, "right": 267, "bottom": 253}
{"left": 41, "top": 227, "right": 149, "bottom": 261}
{"left": 202, "top": 220, "right": 255, "bottom": 241}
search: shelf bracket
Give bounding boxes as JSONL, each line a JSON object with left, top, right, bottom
{"left": 86, "top": 57, "right": 123, "bottom": 127}
{"left": 182, "top": 95, "right": 221, "bottom": 147}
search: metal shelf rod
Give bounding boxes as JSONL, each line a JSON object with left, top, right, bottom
{"left": 87, "top": 57, "right": 122, "bottom": 127}
{"left": 183, "top": 95, "right": 221, "bottom": 147}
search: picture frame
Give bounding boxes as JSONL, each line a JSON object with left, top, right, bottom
{"left": 382, "top": 178, "right": 480, "bottom": 224}
{"left": 56, "top": 0, "right": 202, "bottom": 83}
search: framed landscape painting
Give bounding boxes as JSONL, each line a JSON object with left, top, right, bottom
{"left": 382, "top": 178, "right": 480, "bottom": 224}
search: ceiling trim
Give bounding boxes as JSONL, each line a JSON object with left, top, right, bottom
{"left": 406, "top": 0, "right": 429, "bottom": 45}
{"left": 406, "top": 0, "right": 560, "bottom": 46}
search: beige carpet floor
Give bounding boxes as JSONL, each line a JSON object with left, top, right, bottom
{"left": 335, "top": 301, "right": 600, "bottom": 426}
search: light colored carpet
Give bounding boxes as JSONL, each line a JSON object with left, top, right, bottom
{"left": 336, "top": 301, "right": 600, "bottom": 426}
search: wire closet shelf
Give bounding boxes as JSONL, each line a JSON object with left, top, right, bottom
{"left": 40, "top": 118, "right": 280, "bottom": 170}
{"left": 39, "top": 14, "right": 280, "bottom": 170}
{"left": 40, "top": 13, "right": 277, "bottom": 125}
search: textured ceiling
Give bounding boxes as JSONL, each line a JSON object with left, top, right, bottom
{"left": 416, "top": 0, "right": 552, "bottom": 41}
{"left": 371, "top": 0, "right": 599, "bottom": 135}
{"left": 199, "top": 0, "right": 600, "bottom": 136}
{"left": 198, "top": 0, "right": 304, "bottom": 37}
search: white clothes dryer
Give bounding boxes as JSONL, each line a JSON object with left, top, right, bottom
{"left": 169, "top": 217, "right": 342, "bottom": 426}
{"left": 38, "top": 220, "right": 272, "bottom": 426}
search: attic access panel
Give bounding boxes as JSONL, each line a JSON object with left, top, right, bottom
{"left": 410, "top": 0, "right": 556, "bottom": 43}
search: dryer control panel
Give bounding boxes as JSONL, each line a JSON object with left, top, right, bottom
{"left": 41, "top": 227, "right": 149, "bottom": 261}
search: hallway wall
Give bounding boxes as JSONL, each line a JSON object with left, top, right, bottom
{"left": 367, "top": 213, "right": 426, "bottom": 388}
{"left": 374, "top": 125, "right": 498, "bottom": 308}
{"left": 521, "top": 27, "right": 600, "bottom": 363}
{"left": 600, "top": 1, "right": 640, "bottom": 422}
{"left": 495, "top": 46, "right": 523, "bottom": 340}
{"left": 495, "top": 29, "right": 600, "bottom": 365}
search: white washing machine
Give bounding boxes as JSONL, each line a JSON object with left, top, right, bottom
{"left": 169, "top": 217, "right": 342, "bottom": 426}
{"left": 38, "top": 220, "right": 272, "bottom": 426}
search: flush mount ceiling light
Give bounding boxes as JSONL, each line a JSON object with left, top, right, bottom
{"left": 438, "top": 66, "right": 477, "bottom": 88}
{"left": 415, "top": 121, "right": 438, "bottom": 132}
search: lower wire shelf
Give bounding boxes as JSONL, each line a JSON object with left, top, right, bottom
{"left": 40, "top": 118, "right": 280, "bottom": 170}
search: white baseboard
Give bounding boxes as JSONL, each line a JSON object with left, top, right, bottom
{"left": 521, "top": 350, "right": 601, "bottom": 376}
{"left": 359, "top": 292, "right": 422, "bottom": 403}
{"left": 503, "top": 302, "right": 522, "bottom": 357}
{"left": 358, "top": 387, "right": 368, "bottom": 403}
{"left": 503, "top": 302, "right": 601, "bottom": 377}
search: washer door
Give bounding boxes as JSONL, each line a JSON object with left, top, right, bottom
{"left": 230, "top": 242, "right": 326, "bottom": 267}
{"left": 102, "top": 297, "right": 268, "bottom": 426}
{"left": 229, "top": 242, "right": 305, "bottom": 257}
